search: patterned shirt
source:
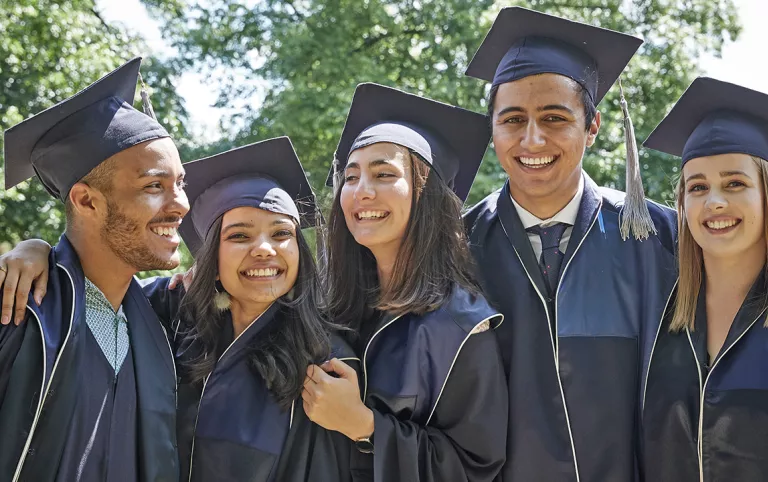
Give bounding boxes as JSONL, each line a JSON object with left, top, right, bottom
{"left": 84, "top": 278, "right": 130, "bottom": 373}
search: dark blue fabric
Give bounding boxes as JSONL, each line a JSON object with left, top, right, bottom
{"left": 3, "top": 58, "right": 169, "bottom": 201}
{"left": 359, "top": 285, "right": 508, "bottom": 481}
{"left": 178, "top": 305, "right": 290, "bottom": 482}
{"left": 364, "top": 286, "right": 501, "bottom": 424}
{"left": 644, "top": 77, "right": 768, "bottom": 165}
{"left": 642, "top": 271, "right": 768, "bottom": 481}
{"left": 56, "top": 333, "right": 138, "bottom": 482}
{"left": 465, "top": 7, "right": 643, "bottom": 106}
{"left": 140, "top": 278, "right": 360, "bottom": 482}
{"left": 190, "top": 175, "right": 300, "bottom": 242}
{"left": 31, "top": 97, "right": 168, "bottom": 201}
{"left": 464, "top": 174, "right": 678, "bottom": 482}
{"left": 0, "top": 235, "right": 178, "bottom": 482}
{"left": 683, "top": 110, "right": 768, "bottom": 164}
{"left": 493, "top": 36, "right": 598, "bottom": 101}
{"left": 178, "top": 137, "right": 316, "bottom": 255}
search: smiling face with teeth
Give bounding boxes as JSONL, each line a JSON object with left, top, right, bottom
{"left": 340, "top": 142, "right": 414, "bottom": 267}
{"left": 682, "top": 153, "right": 767, "bottom": 261}
{"left": 216, "top": 206, "right": 299, "bottom": 317}
{"left": 68, "top": 138, "right": 190, "bottom": 272}
{"left": 491, "top": 74, "right": 601, "bottom": 219}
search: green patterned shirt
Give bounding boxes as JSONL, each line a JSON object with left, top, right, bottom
{"left": 84, "top": 278, "right": 130, "bottom": 374}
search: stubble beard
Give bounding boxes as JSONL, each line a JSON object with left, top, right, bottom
{"left": 101, "top": 199, "right": 179, "bottom": 272}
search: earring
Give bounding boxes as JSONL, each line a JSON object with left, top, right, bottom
{"left": 213, "top": 280, "right": 231, "bottom": 311}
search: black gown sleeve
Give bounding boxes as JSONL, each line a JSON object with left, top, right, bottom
{"left": 0, "top": 314, "right": 29, "bottom": 400}
{"left": 354, "top": 330, "right": 508, "bottom": 482}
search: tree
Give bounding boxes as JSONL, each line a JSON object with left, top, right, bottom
{"left": 144, "top": 0, "right": 740, "bottom": 209}
{"left": 0, "top": 0, "right": 191, "bottom": 254}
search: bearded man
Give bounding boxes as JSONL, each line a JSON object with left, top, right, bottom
{"left": 0, "top": 58, "right": 188, "bottom": 482}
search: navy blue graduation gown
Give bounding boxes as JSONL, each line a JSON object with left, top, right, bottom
{"left": 350, "top": 284, "right": 508, "bottom": 482}
{"left": 0, "top": 235, "right": 179, "bottom": 482}
{"left": 464, "top": 174, "right": 678, "bottom": 482}
{"left": 141, "top": 278, "right": 359, "bottom": 482}
{"left": 56, "top": 330, "right": 138, "bottom": 482}
{"left": 642, "top": 271, "right": 768, "bottom": 481}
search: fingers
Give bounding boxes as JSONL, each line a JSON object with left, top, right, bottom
{"left": 2, "top": 267, "right": 20, "bottom": 325}
{"left": 324, "top": 358, "right": 357, "bottom": 381}
{"left": 32, "top": 268, "right": 48, "bottom": 307}
{"left": 14, "top": 271, "right": 34, "bottom": 325}
{"left": 303, "top": 364, "right": 336, "bottom": 400}
{"left": 168, "top": 273, "right": 184, "bottom": 289}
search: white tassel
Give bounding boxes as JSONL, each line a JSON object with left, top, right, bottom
{"left": 137, "top": 72, "right": 158, "bottom": 120}
{"left": 618, "top": 78, "right": 657, "bottom": 241}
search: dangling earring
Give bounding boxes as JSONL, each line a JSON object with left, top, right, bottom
{"left": 213, "top": 279, "right": 231, "bottom": 311}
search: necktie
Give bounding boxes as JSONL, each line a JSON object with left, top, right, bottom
{"left": 527, "top": 222, "right": 569, "bottom": 296}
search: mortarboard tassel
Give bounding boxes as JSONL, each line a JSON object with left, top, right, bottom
{"left": 618, "top": 78, "right": 656, "bottom": 241}
{"left": 137, "top": 72, "right": 158, "bottom": 120}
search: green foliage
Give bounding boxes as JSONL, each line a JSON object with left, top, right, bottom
{"left": 144, "top": 0, "right": 739, "bottom": 210}
{"left": 0, "top": 0, "right": 190, "bottom": 258}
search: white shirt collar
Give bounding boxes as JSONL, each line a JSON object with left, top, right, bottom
{"left": 510, "top": 174, "right": 584, "bottom": 229}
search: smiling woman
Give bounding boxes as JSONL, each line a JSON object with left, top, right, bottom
{"left": 641, "top": 77, "right": 768, "bottom": 481}
{"left": 143, "top": 137, "right": 359, "bottom": 482}
{"left": 309, "top": 83, "right": 508, "bottom": 482}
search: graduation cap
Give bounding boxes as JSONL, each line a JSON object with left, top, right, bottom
{"left": 3, "top": 57, "right": 169, "bottom": 202}
{"left": 644, "top": 77, "right": 768, "bottom": 166}
{"left": 180, "top": 137, "right": 317, "bottom": 256}
{"left": 465, "top": 6, "right": 642, "bottom": 105}
{"left": 325, "top": 83, "right": 491, "bottom": 202}
{"left": 466, "top": 7, "right": 655, "bottom": 240}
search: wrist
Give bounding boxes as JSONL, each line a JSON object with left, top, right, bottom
{"left": 347, "top": 406, "right": 374, "bottom": 441}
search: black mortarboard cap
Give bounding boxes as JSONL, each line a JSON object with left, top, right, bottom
{"left": 644, "top": 77, "right": 768, "bottom": 166}
{"left": 3, "top": 57, "right": 169, "bottom": 202}
{"left": 466, "top": 7, "right": 643, "bottom": 105}
{"left": 325, "top": 83, "right": 491, "bottom": 202}
{"left": 180, "top": 137, "right": 316, "bottom": 256}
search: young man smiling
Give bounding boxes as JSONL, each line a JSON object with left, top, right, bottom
{"left": 463, "top": 8, "right": 679, "bottom": 482}
{"left": 0, "top": 58, "right": 188, "bottom": 482}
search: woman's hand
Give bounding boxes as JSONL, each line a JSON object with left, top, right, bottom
{"left": 302, "top": 358, "right": 374, "bottom": 441}
{"left": 0, "top": 239, "right": 52, "bottom": 325}
{"left": 168, "top": 264, "right": 195, "bottom": 290}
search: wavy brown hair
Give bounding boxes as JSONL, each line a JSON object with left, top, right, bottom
{"left": 671, "top": 156, "right": 768, "bottom": 331}
{"left": 178, "top": 215, "right": 332, "bottom": 409}
{"left": 324, "top": 149, "right": 481, "bottom": 333}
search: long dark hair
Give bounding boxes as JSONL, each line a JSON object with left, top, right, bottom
{"left": 325, "top": 150, "right": 481, "bottom": 332}
{"left": 179, "top": 215, "right": 332, "bottom": 410}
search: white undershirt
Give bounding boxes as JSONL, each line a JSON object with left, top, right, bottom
{"left": 510, "top": 175, "right": 584, "bottom": 260}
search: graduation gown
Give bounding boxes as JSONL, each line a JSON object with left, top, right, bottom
{"left": 464, "top": 174, "right": 678, "bottom": 482}
{"left": 142, "top": 278, "right": 359, "bottom": 482}
{"left": 350, "top": 284, "right": 508, "bottom": 482}
{"left": 642, "top": 271, "right": 768, "bottom": 481}
{"left": 0, "top": 235, "right": 179, "bottom": 482}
